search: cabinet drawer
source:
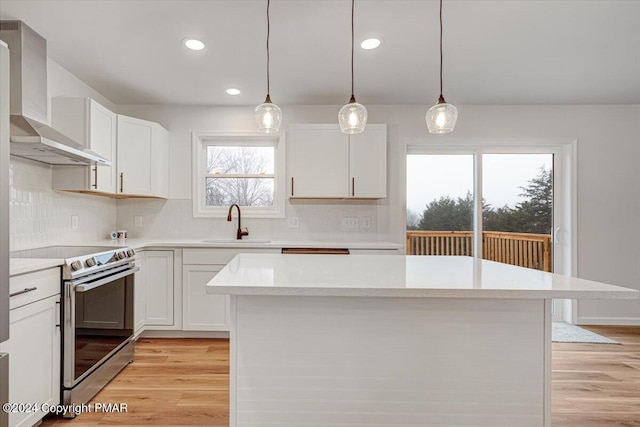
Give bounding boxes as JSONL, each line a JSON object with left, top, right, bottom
{"left": 183, "top": 248, "right": 280, "bottom": 265}
{"left": 10, "top": 268, "right": 61, "bottom": 310}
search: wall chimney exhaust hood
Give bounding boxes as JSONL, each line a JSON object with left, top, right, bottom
{"left": 0, "top": 21, "right": 111, "bottom": 166}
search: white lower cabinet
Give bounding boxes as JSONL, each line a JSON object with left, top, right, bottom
{"left": 133, "top": 252, "right": 146, "bottom": 336}
{"left": 182, "top": 265, "right": 228, "bottom": 331}
{"left": 1, "top": 269, "right": 60, "bottom": 427}
{"left": 135, "top": 247, "right": 398, "bottom": 336}
{"left": 144, "top": 251, "right": 174, "bottom": 326}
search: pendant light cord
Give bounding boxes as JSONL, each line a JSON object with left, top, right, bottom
{"left": 266, "top": 0, "right": 271, "bottom": 98}
{"left": 351, "top": 0, "right": 355, "bottom": 100}
{"left": 439, "top": 0, "right": 444, "bottom": 100}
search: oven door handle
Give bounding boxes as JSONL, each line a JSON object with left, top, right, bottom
{"left": 74, "top": 266, "right": 139, "bottom": 292}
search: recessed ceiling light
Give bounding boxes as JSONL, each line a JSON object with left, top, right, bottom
{"left": 226, "top": 88, "right": 241, "bottom": 95}
{"left": 183, "top": 38, "right": 205, "bottom": 51}
{"left": 360, "top": 38, "right": 381, "bottom": 50}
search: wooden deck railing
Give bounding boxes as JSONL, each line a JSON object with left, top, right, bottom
{"left": 406, "top": 230, "right": 552, "bottom": 272}
{"left": 406, "top": 230, "right": 474, "bottom": 257}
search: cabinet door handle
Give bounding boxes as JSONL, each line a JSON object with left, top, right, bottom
{"left": 352, "top": 177, "right": 355, "bottom": 197}
{"left": 10, "top": 287, "right": 37, "bottom": 298}
{"left": 120, "top": 172, "right": 124, "bottom": 193}
{"left": 92, "top": 166, "right": 98, "bottom": 189}
{"left": 291, "top": 177, "right": 294, "bottom": 197}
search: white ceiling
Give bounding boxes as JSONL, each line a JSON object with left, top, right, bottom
{"left": 1, "top": 0, "right": 639, "bottom": 106}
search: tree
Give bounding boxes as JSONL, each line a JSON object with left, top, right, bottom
{"left": 513, "top": 167, "right": 553, "bottom": 234}
{"left": 206, "top": 146, "right": 274, "bottom": 207}
{"left": 418, "top": 192, "right": 474, "bottom": 231}
{"left": 406, "top": 209, "right": 422, "bottom": 230}
{"left": 412, "top": 167, "right": 552, "bottom": 234}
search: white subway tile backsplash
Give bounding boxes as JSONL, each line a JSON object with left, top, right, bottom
{"left": 9, "top": 157, "right": 117, "bottom": 251}
{"left": 116, "top": 198, "right": 380, "bottom": 242}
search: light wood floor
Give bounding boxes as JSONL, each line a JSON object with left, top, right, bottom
{"left": 42, "top": 326, "right": 640, "bottom": 426}
{"left": 552, "top": 326, "right": 640, "bottom": 427}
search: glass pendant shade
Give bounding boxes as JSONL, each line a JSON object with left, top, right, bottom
{"left": 255, "top": 98, "right": 282, "bottom": 133}
{"left": 425, "top": 100, "right": 458, "bottom": 134}
{"left": 338, "top": 98, "right": 368, "bottom": 134}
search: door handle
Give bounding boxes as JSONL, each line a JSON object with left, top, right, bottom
{"left": 120, "top": 172, "right": 124, "bottom": 193}
{"left": 291, "top": 177, "right": 294, "bottom": 197}
{"left": 553, "top": 226, "right": 561, "bottom": 244}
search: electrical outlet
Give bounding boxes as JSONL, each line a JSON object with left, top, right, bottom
{"left": 287, "top": 217, "right": 299, "bottom": 229}
{"left": 71, "top": 215, "right": 78, "bottom": 230}
{"left": 342, "top": 217, "right": 359, "bottom": 230}
{"left": 134, "top": 216, "right": 143, "bottom": 228}
{"left": 362, "top": 217, "right": 371, "bottom": 229}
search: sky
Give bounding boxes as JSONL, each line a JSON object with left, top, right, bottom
{"left": 406, "top": 154, "right": 552, "bottom": 213}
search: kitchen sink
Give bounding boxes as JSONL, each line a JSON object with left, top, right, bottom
{"left": 201, "top": 239, "right": 271, "bottom": 244}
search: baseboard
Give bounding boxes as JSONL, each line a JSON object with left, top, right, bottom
{"left": 577, "top": 316, "right": 640, "bottom": 326}
{"left": 139, "top": 330, "right": 230, "bottom": 339}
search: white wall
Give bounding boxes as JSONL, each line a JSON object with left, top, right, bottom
{"left": 47, "top": 58, "right": 117, "bottom": 114}
{"left": 116, "top": 103, "right": 640, "bottom": 324}
{"left": 8, "top": 59, "right": 117, "bottom": 251}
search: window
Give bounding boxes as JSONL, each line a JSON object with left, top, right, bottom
{"left": 193, "top": 133, "right": 285, "bottom": 218}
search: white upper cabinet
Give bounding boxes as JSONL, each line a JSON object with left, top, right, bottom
{"left": 117, "top": 115, "right": 152, "bottom": 195}
{"left": 52, "top": 97, "right": 117, "bottom": 194}
{"left": 288, "top": 124, "right": 387, "bottom": 199}
{"left": 289, "top": 125, "right": 350, "bottom": 198}
{"left": 151, "top": 122, "right": 169, "bottom": 199}
{"left": 349, "top": 125, "right": 387, "bottom": 198}
{"left": 116, "top": 115, "right": 169, "bottom": 198}
{"left": 51, "top": 98, "right": 169, "bottom": 199}
{"left": 52, "top": 97, "right": 116, "bottom": 160}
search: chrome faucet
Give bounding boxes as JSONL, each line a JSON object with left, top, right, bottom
{"left": 227, "top": 204, "right": 249, "bottom": 240}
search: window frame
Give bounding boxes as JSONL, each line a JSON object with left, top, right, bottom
{"left": 192, "top": 132, "right": 285, "bottom": 218}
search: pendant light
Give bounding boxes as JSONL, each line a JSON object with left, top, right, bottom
{"left": 426, "top": 0, "right": 458, "bottom": 134}
{"left": 255, "top": 0, "right": 282, "bottom": 133}
{"left": 338, "top": 0, "right": 367, "bottom": 134}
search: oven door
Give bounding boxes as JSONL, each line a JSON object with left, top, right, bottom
{"left": 63, "top": 265, "right": 139, "bottom": 388}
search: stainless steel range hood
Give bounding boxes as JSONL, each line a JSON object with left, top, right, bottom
{"left": 0, "top": 21, "right": 111, "bottom": 166}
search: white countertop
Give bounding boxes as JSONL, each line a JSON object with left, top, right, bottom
{"left": 9, "top": 239, "right": 401, "bottom": 275}
{"left": 10, "top": 258, "right": 63, "bottom": 277}
{"left": 206, "top": 254, "right": 640, "bottom": 300}
{"left": 94, "top": 238, "right": 402, "bottom": 251}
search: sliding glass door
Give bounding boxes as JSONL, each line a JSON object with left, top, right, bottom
{"left": 406, "top": 148, "right": 564, "bottom": 272}
{"left": 406, "top": 143, "right": 571, "bottom": 320}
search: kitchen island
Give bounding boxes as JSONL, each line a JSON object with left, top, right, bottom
{"left": 206, "top": 254, "right": 639, "bottom": 427}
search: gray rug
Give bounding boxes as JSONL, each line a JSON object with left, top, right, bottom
{"left": 552, "top": 322, "right": 619, "bottom": 344}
